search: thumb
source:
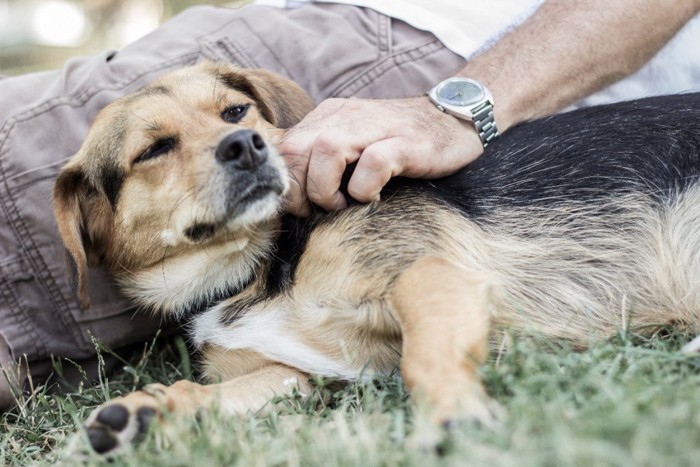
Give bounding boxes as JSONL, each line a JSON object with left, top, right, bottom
{"left": 284, "top": 165, "right": 312, "bottom": 217}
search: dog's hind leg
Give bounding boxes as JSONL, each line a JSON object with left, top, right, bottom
{"left": 391, "top": 256, "right": 498, "bottom": 426}
{"left": 82, "top": 364, "right": 310, "bottom": 454}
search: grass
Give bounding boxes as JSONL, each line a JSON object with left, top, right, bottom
{"left": 2, "top": 329, "right": 700, "bottom": 466}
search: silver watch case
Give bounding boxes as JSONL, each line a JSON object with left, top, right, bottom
{"left": 427, "top": 77, "right": 499, "bottom": 148}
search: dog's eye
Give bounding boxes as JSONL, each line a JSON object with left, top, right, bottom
{"left": 221, "top": 105, "right": 250, "bottom": 124}
{"left": 134, "top": 137, "right": 178, "bottom": 164}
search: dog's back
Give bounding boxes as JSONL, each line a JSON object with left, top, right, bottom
{"left": 379, "top": 92, "right": 700, "bottom": 343}
{"left": 433, "top": 93, "right": 700, "bottom": 213}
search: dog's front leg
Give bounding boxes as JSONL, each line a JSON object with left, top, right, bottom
{"left": 391, "top": 256, "right": 497, "bottom": 426}
{"left": 83, "top": 364, "right": 310, "bottom": 454}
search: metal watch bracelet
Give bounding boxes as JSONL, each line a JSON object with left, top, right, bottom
{"left": 471, "top": 101, "right": 499, "bottom": 148}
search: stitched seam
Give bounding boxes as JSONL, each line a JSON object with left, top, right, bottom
{"left": 378, "top": 13, "right": 390, "bottom": 54}
{"left": 200, "top": 18, "right": 293, "bottom": 78}
{"left": 239, "top": 17, "right": 294, "bottom": 79}
{"left": 0, "top": 53, "right": 198, "bottom": 350}
{"left": 331, "top": 39, "right": 445, "bottom": 98}
{"left": 0, "top": 275, "right": 46, "bottom": 359}
{"left": 0, "top": 54, "right": 198, "bottom": 136}
{"left": 205, "top": 38, "right": 257, "bottom": 69}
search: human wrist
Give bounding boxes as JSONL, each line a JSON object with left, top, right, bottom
{"left": 418, "top": 95, "right": 485, "bottom": 165}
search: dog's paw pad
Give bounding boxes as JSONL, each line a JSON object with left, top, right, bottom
{"left": 84, "top": 399, "right": 162, "bottom": 454}
{"left": 86, "top": 425, "right": 119, "bottom": 454}
{"left": 136, "top": 406, "right": 157, "bottom": 434}
{"left": 96, "top": 404, "right": 130, "bottom": 432}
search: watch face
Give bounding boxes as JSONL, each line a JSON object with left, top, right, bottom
{"left": 436, "top": 78, "right": 484, "bottom": 106}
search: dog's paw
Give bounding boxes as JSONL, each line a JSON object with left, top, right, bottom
{"left": 406, "top": 383, "right": 503, "bottom": 455}
{"left": 427, "top": 379, "right": 504, "bottom": 430}
{"left": 83, "top": 384, "right": 169, "bottom": 454}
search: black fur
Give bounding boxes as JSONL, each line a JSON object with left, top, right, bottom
{"left": 417, "top": 93, "right": 700, "bottom": 218}
{"left": 100, "top": 162, "right": 125, "bottom": 211}
{"left": 216, "top": 214, "right": 317, "bottom": 326}
{"left": 184, "top": 223, "right": 217, "bottom": 243}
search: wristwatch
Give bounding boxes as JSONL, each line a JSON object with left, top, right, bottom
{"left": 427, "top": 77, "right": 499, "bottom": 148}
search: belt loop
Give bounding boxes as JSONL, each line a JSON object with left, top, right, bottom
{"left": 378, "top": 13, "right": 391, "bottom": 55}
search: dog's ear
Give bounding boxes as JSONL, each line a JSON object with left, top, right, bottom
{"left": 53, "top": 163, "right": 94, "bottom": 310}
{"left": 244, "top": 68, "right": 315, "bottom": 128}
{"left": 214, "top": 64, "right": 315, "bottom": 128}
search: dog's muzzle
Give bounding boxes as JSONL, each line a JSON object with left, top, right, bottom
{"left": 216, "top": 129, "right": 268, "bottom": 170}
{"left": 209, "top": 128, "right": 287, "bottom": 230}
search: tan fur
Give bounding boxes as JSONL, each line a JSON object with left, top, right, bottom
{"left": 200, "top": 346, "right": 273, "bottom": 382}
{"left": 82, "top": 365, "right": 311, "bottom": 437}
{"left": 392, "top": 256, "right": 495, "bottom": 424}
{"left": 53, "top": 62, "right": 700, "bottom": 452}
{"left": 53, "top": 63, "right": 312, "bottom": 311}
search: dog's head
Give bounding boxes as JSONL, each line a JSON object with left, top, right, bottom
{"left": 53, "top": 62, "right": 313, "bottom": 314}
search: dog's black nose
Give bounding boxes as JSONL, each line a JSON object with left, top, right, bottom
{"left": 216, "top": 130, "right": 268, "bottom": 170}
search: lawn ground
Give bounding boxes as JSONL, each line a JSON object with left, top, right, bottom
{"left": 2, "top": 329, "right": 700, "bottom": 466}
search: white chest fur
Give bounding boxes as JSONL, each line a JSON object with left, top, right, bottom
{"left": 191, "top": 303, "right": 363, "bottom": 380}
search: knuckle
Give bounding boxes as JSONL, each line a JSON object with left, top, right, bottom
{"left": 313, "top": 132, "right": 343, "bottom": 157}
{"left": 278, "top": 137, "right": 306, "bottom": 157}
{"left": 361, "top": 147, "right": 393, "bottom": 172}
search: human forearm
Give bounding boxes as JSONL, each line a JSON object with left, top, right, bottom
{"left": 460, "top": 0, "right": 700, "bottom": 130}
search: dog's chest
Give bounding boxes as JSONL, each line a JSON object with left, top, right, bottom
{"left": 189, "top": 295, "right": 384, "bottom": 379}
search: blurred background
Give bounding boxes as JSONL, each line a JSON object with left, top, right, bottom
{"left": 0, "top": 0, "right": 247, "bottom": 76}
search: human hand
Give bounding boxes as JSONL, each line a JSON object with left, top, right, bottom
{"left": 280, "top": 96, "right": 484, "bottom": 217}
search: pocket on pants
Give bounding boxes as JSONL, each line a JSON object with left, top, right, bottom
{"left": 196, "top": 3, "right": 392, "bottom": 103}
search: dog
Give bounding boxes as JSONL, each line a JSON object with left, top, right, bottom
{"left": 53, "top": 62, "right": 700, "bottom": 453}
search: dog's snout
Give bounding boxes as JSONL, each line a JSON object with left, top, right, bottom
{"left": 216, "top": 130, "right": 268, "bottom": 170}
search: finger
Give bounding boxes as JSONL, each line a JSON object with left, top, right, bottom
{"left": 279, "top": 101, "right": 354, "bottom": 215}
{"left": 283, "top": 97, "right": 405, "bottom": 211}
{"left": 305, "top": 130, "right": 362, "bottom": 210}
{"left": 284, "top": 166, "right": 312, "bottom": 217}
{"left": 347, "top": 138, "right": 404, "bottom": 203}
{"left": 279, "top": 136, "right": 313, "bottom": 217}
